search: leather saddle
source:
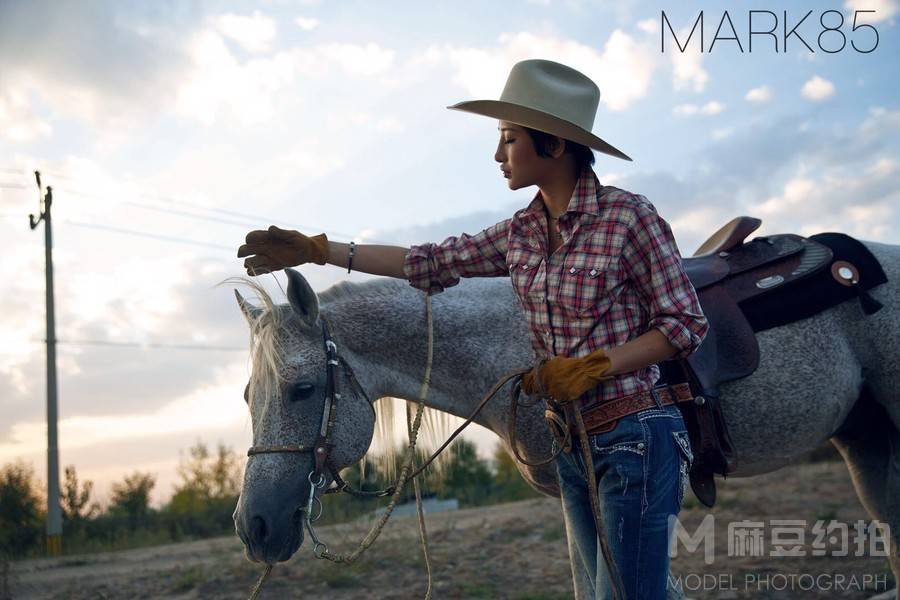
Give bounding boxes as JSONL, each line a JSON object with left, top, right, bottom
{"left": 663, "top": 216, "right": 836, "bottom": 507}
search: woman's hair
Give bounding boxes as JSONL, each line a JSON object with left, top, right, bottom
{"left": 522, "top": 125, "right": 595, "bottom": 170}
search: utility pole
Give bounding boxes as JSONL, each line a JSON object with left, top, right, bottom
{"left": 29, "top": 171, "right": 62, "bottom": 555}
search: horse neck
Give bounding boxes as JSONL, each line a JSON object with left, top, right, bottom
{"left": 324, "top": 280, "right": 530, "bottom": 430}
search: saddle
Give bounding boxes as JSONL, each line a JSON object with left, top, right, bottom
{"left": 661, "top": 216, "right": 840, "bottom": 507}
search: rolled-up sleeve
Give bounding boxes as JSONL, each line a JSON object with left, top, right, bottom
{"left": 402, "top": 218, "right": 512, "bottom": 295}
{"left": 621, "top": 199, "right": 708, "bottom": 360}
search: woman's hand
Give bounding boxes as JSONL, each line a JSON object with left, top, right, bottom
{"left": 237, "top": 226, "right": 329, "bottom": 276}
{"left": 521, "top": 348, "right": 615, "bottom": 403}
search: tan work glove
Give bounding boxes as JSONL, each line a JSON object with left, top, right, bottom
{"left": 237, "top": 226, "right": 329, "bottom": 275}
{"left": 521, "top": 348, "right": 615, "bottom": 403}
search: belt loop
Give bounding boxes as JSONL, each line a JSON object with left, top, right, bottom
{"left": 650, "top": 386, "right": 665, "bottom": 410}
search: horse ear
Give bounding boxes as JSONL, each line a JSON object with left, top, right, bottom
{"left": 285, "top": 268, "right": 319, "bottom": 327}
{"left": 234, "top": 289, "right": 263, "bottom": 325}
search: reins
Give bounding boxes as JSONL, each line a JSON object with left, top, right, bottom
{"left": 246, "top": 283, "right": 624, "bottom": 600}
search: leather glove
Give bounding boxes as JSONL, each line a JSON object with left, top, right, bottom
{"left": 237, "top": 226, "right": 329, "bottom": 275}
{"left": 521, "top": 348, "right": 615, "bottom": 403}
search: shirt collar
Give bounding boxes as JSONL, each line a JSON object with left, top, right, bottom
{"left": 521, "top": 164, "right": 602, "bottom": 219}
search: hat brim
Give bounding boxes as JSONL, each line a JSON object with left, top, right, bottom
{"left": 447, "top": 100, "right": 632, "bottom": 162}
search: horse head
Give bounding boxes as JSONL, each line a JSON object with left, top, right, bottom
{"left": 232, "top": 268, "right": 375, "bottom": 564}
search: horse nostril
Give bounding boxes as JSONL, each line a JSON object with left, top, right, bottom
{"left": 249, "top": 515, "right": 269, "bottom": 547}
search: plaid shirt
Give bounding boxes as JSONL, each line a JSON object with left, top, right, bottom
{"left": 402, "top": 165, "right": 708, "bottom": 402}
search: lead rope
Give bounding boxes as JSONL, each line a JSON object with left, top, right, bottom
{"left": 407, "top": 403, "right": 433, "bottom": 600}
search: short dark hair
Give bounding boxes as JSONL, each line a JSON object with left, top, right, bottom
{"left": 521, "top": 125, "right": 595, "bottom": 170}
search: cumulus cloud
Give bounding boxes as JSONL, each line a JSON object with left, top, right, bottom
{"left": 0, "top": 90, "right": 52, "bottom": 142}
{"left": 802, "top": 75, "right": 836, "bottom": 101}
{"left": 0, "top": 2, "right": 198, "bottom": 136}
{"left": 212, "top": 10, "right": 278, "bottom": 54}
{"left": 442, "top": 29, "right": 658, "bottom": 112}
{"left": 746, "top": 85, "right": 773, "bottom": 103}
{"left": 673, "top": 101, "right": 725, "bottom": 116}
{"left": 636, "top": 18, "right": 658, "bottom": 34}
{"left": 844, "top": 0, "right": 898, "bottom": 23}
{"left": 295, "top": 16, "right": 320, "bottom": 30}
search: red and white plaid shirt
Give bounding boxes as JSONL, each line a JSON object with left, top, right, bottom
{"left": 402, "top": 165, "right": 709, "bottom": 403}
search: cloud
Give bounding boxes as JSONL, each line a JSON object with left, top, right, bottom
{"left": 745, "top": 85, "right": 773, "bottom": 103}
{"left": 664, "top": 20, "right": 708, "bottom": 92}
{"left": 802, "top": 75, "right": 836, "bottom": 102}
{"left": 212, "top": 11, "right": 278, "bottom": 54}
{"left": 844, "top": 0, "right": 898, "bottom": 23}
{"left": 636, "top": 18, "right": 658, "bottom": 34}
{"left": 295, "top": 16, "right": 320, "bottom": 31}
{"left": 0, "top": 2, "right": 198, "bottom": 137}
{"left": 0, "top": 89, "right": 52, "bottom": 142}
{"left": 443, "top": 29, "right": 658, "bottom": 112}
{"left": 673, "top": 101, "right": 725, "bottom": 117}
{"left": 175, "top": 32, "right": 396, "bottom": 126}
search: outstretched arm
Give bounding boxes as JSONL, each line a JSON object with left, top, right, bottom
{"left": 324, "top": 240, "right": 410, "bottom": 279}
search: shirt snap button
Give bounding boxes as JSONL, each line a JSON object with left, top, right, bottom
{"left": 589, "top": 269, "right": 598, "bottom": 277}
{"left": 569, "top": 267, "right": 576, "bottom": 274}
{"left": 637, "top": 442, "right": 645, "bottom": 450}
{"left": 522, "top": 265, "right": 529, "bottom": 270}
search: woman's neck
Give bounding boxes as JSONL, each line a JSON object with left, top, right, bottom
{"left": 537, "top": 164, "right": 580, "bottom": 218}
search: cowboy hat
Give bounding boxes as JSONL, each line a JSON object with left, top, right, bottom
{"left": 446, "top": 58, "right": 632, "bottom": 162}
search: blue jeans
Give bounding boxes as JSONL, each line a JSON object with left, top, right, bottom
{"left": 555, "top": 397, "right": 694, "bottom": 600}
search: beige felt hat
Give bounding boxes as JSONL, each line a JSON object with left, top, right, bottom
{"left": 447, "top": 58, "right": 632, "bottom": 162}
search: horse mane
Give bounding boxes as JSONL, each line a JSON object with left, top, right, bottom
{"left": 221, "top": 274, "right": 455, "bottom": 480}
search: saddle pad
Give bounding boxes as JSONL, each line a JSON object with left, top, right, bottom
{"left": 739, "top": 232, "right": 888, "bottom": 332}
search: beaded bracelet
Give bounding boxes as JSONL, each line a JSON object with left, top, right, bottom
{"left": 347, "top": 241, "right": 355, "bottom": 274}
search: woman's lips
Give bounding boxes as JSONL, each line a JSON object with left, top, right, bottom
{"left": 502, "top": 169, "right": 511, "bottom": 178}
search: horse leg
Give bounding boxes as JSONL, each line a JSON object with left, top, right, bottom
{"left": 830, "top": 386, "right": 900, "bottom": 600}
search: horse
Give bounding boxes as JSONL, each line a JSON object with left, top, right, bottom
{"left": 229, "top": 238, "right": 900, "bottom": 600}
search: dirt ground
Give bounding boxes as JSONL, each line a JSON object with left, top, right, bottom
{"left": 7, "top": 460, "right": 896, "bottom": 599}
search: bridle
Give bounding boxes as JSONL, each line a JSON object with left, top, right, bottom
{"left": 245, "top": 313, "right": 376, "bottom": 557}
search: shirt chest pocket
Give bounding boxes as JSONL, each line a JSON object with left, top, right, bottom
{"left": 556, "top": 253, "right": 620, "bottom": 316}
{"left": 507, "top": 246, "right": 545, "bottom": 301}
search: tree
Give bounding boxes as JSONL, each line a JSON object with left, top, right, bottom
{"left": 109, "top": 472, "right": 155, "bottom": 530}
{"left": 172, "top": 441, "right": 240, "bottom": 501}
{"left": 0, "top": 461, "right": 44, "bottom": 557}
{"left": 61, "top": 465, "right": 99, "bottom": 526}
{"left": 492, "top": 442, "right": 539, "bottom": 502}
{"left": 431, "top": 438, "right": 493, "bottom": 506}
{"left": 167, "top": 441, "right": 242, "bottom": 536}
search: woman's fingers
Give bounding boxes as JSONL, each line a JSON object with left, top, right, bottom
{"left": 243, "top": 254, "right": 271, "bottom": 271}
{"left": 237, "top": 242, "right": 267, "bottom": 258}
{"left": 244, "top": 229, "right": 272, "bottom": 244}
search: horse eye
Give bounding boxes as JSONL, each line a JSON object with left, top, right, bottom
{"left": 289, "top": 382, "right": 315, "bottom": 402}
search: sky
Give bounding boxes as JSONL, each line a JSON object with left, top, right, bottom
{"left": 1, "top": 0, "right": 898, "bottom": 507}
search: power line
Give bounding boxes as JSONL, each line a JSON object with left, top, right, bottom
{"left": 25, "top": 338, "right": 246, "bottom": 352}
{"left": 62, "top": 219, "right": 235, "bottom": 251}
{"left": 1, "top": 170, "right": 397, "bottom": 244}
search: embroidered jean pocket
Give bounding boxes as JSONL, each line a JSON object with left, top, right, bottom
{"left": 556, "top": 253, "right": 618, "bottom": 316}
{"left": 672, "top": 430, "right": 694, "bottom": 508}
{"left": 591, "top": 439, "right": 647, "bottom": 456}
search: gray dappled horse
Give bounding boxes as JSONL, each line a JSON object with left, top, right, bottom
{"left": 231, "top": 240, "right": 900, "bottom": 600}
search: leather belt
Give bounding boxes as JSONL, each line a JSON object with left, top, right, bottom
{"left": 576, "top": 382, "right": 694, "bottom": 436}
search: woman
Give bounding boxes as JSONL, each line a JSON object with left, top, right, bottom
{"left": 237, "top": 59, "right": 709, "bottom": 599}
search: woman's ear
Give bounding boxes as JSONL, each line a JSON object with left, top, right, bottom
{"left": 549, "top": 136, "right": 567, "bottom": 159}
